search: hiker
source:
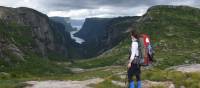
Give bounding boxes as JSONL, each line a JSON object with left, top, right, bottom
{"left": 127, "top": 30, "right": 141, "bottom": 88}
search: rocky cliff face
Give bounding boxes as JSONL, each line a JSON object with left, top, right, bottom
{"left": 74, "top": 18, "right": 112, "bottom": 41}
{"left": 103, "top": 17, "right": 139, "bottom": 50}
{"left": 74, "top": 17, "right": 139, "bottom": 58}
{"left": 0, "top": 6, "right": 73, "bottom": 64}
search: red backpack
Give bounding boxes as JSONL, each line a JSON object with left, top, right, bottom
{"left": 137, "top": 34, "right": 154, "bottom": 66}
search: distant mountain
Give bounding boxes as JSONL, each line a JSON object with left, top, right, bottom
{"left": 50, "top": 17, "right": 77, "bottom": 32}
{"left": 75, "top": 18, "right": 112, "bottom": 41}
{"left": 70, "top": 19, "right": 85, "bottom": 30}
{"left": 74, "top": 17, "right": 139, "bottom": 58}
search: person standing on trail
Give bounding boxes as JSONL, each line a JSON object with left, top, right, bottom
{"left": 127, "top": 30, "right": 141, "bottom": 88}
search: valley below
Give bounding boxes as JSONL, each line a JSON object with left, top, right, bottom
{"left": 0, "top": 5, "right": 200, "bottom": 88}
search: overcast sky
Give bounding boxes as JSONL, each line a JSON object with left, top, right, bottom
{"left": 0, "top": 0, "right": 200, "bottom": 19}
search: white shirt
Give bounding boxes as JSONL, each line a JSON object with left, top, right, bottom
{"left": 129, "top": 38, "right": 139, "bottom": 63}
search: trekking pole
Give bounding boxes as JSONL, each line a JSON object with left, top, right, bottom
{"left": 125, "top": 47, "right": 131, "bottom": 88}
{"left": 124, "top": 70, "right": 128, "bottom": 88}
{"left": 124, "top": 63, "right": 129, "bottom": 88}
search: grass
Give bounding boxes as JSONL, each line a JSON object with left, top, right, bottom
{"left": 92, "top": 67, "right": 200, "bottom": 88}
{"left": 0, "top": 80, "right": 22, "bottom": 88}
{"left": 70, "top": 38, "right": 130, "bottom": 69}
{"left": 0, "top": 55, "right": 71, "bottom": 79}
{"left": 0, "top": 66, "right": 120, "bottom": 88}
{"left": 94, "top": 80, "right": 122, "bottom": 88}
{"left": 141, "top": 69, "right": 200, "bottom": 88}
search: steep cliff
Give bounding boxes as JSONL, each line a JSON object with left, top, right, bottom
{"left": 0, "top": 6, "right": 73, "bottom": 65}
{"left": 74, "top": 18, "right": 112, "bottom": 41}
{"left": 74, "top": 17, "right": 139, "bottom": 58}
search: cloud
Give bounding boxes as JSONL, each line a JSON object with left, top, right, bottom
{"left": 0, "top": 0, "right": 200, "bottom": 19}
{"left": 0, "top": 0, "right": 48, "bottom": 13}
{"left": 48, "top": 6, "right": 149, "bottom": 20}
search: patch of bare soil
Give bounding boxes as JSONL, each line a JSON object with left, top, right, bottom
{"left": 25, "top": 78, "right": 104, "bottom": 88}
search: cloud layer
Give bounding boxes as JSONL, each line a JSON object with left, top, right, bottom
{"left": 0, "top": 0, "right": 200, "bottom": 19}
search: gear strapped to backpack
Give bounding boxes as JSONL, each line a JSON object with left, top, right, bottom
{"left": 129, "top": 34, "right": 154, "bottom": 66}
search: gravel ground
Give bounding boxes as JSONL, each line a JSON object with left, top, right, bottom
{"left": 25, "top": 78, "right": 104, "bottom": 88}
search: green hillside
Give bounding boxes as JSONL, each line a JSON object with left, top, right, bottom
{"left": 0, "top": 20, "right": 33, "bottom": 65}
{"left": 0, "top": 20, "right": 72, "bottom": 88}
{"left": 139, "top": 5, "right": 200, "bottom": 68}
{"left": 0, "top": 20, "right": 71, "bottom": 77}
{"left": 72, "top": 5, "right": 200, "bottom": 69}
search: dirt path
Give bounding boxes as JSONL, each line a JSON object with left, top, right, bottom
{"left": 176, "top": 64, "right": 200, "bottom": 73}
{"left": 25, "top": 79, "right": 175, "bottom": 88}
{"left": 68, "top": 66, "right": 121, "bottom": 73}
{"left": 24, "top": 66, "right": 121, "bottom": 88}
{"left": 26, "top": 64, "right": 200, "bottom": 88}
{"left": 170, "top": 64, "right": 200, "bottom": 73}
{"left": 25, "top": 78, "right": 104, "bottom": 88}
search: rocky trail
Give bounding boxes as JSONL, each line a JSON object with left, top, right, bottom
{"left": 25, "top": 79, "right": 176, "bottom": 88}
{"left": 172, "top": 64, "right": 200, "bottom": 73}
{"left": 24, "top": 64, "right": 200, "bottom": 88}
{"left": 25, "top": 78, "right": 104, "bottom": 88}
